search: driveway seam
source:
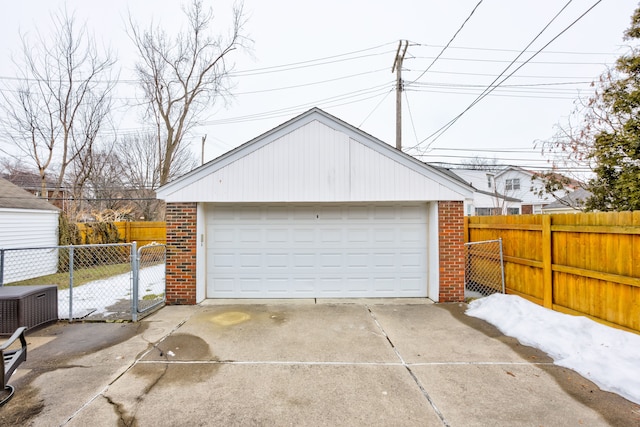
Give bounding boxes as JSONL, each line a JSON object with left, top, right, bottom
{"left": 60, "top": 316, "right": 192, "bottom": 426}
{"left": 134, "top": 360, "right": 554, "bottom": 366}
{"left": 365, "top": 305, "right": 451, "bottom": 427}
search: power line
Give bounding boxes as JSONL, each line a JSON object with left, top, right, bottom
{"left": 404, "top": 90, "right": 419, "bottom": 147}
{"left": 407, "top": 56, "right": 616, "bottom": 66}
{"left": 409, "top": 0, "right": 484, "bottom": 85}
{"left": 409, "top": 0, "right": 604, "bottom": 151}
{"left": 414, "top": 43, "right": 622, "bottom": 57}
{"left": 358, "top": 88, "right": 393, "bottom": 128}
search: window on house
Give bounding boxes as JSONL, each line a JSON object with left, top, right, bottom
{"left": 475, "top": 207, "right": 501, "bottom": 216}
{"left": 507, "top": 207, "right": 520, "bottom": 215}
{"left": 486, "top": 174, "right": 494, "bottom": 189}
{"left": 505, "top": 178, "right": 520, "bottom": 191}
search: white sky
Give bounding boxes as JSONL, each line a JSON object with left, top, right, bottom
{"left": 0, "top": 0, "right": 637, "bottom": 171}
{"left": 467, "top": 293, "right": 640, "bottom": 406}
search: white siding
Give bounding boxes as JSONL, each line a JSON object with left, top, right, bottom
{"left": 0, "top": 208, "right": 59, "bottom": 283}
{"left": 164, "top": 120, "right": 468, "bottom": 203}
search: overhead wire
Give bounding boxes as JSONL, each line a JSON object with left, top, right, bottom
{"left": 358, "top": 88, "right": 394, "bottom": 127}
{"left": 408, "top": 0, "right": 606, "bottom": 152}
{"left": 408, "top": 0, "right": 484, "bottom": 85}
{"left": 404, "top": 90, "right": 420, "bottom": 146}
{"left": 408, "top": 0, "right": 576, "bottom": 150}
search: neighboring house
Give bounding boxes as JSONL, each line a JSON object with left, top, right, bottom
{"left": 447, "top": 169, "right": 522, "bottom": 216}
{"left": 495, "top": 166, "right": 576, "bottom": 214}
{"left": 541, "top": 188, "right": 592, "bottom": 214}
{"left": 156, "top": 108, "right": 475, "bottom": 304}
{"left": 0, "top": 177, "right": 60, "bottom": 283}
{"left": 2, "top": 171, "right": 70, "bottom": 210}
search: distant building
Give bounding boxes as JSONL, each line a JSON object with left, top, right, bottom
{"left": 541, "top": 188, "right": 592, "bottom": 214}
{"left": 2, "top": 171, "right": 69, "bottom": 210}
{"left": 446, "top": 166, "right": 578, "bottom": 216}
{"left": 446, "top": 168, "right": 522, "bottom": 216}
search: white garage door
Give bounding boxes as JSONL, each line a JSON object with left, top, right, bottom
{"left": 206, "top": 203, "right": 428, "bottom": 298}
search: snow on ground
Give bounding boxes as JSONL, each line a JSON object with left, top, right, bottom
{"left": 466, "top": 293, "right": 640, "bottom": 405}
{"left": 58, "top": 264, "right": 165, "bottom": 318}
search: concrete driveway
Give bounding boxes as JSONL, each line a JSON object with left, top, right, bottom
{"left": 2, "top": 300, "right": 638, "bottom": 426}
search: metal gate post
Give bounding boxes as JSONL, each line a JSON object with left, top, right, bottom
{"left": 498, "top": 238, "right": 506, "bottom": 294}
{"left": 0, "top": 249, "right": 4, "bottom": 286}
{"left": 131, "top": 242, "right": 139, "bottom": 322}
{"left": 68, "top": 247, "right": 74, "bottom": 322}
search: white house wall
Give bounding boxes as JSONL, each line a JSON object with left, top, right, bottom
{"left": 0, "top": 208, "right": 59, "bottom": 283}
{"left": 163, "top": 120, "right": 468, "bottom": 203}
{"left": 0, "top": 208, "right": 59, "bottom": 248}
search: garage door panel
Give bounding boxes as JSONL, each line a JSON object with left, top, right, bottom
{"left": 400, "top": 252, "right": 424, "bottom": 268}
{"left": 373, "top": 206, "right": 395, "bottom": 219}
{"left": 206, "top": 203, "right": 428, "bottom": 298}
{"left": 400, "top": 277, "right": 424, "bottom": 292}
{"left": 212, "top": 253, "right": 235, "bottom": 268}
{"left": 265, "top": 253, "right": 288, "bottom": 267}
{"left": 319, "top": 253, "right": 342, "bottom": 268}
{"left": 266, "top": 229, "right": 288, "bottom": 242}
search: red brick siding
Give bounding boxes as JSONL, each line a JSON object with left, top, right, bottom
{"left": 165, "top": 203, "right": 197, "bottom": 304}
{"left": 438, "top": 201, "right": 465, "bottom": 302}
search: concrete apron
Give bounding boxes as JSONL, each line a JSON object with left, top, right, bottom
{"left": 2, "top": 300, "right": 639, "bottom": 427}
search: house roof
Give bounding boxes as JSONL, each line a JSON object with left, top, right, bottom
{"left": 157, "top": 107, "right": 475, "bottom": 202}
{"left": 542, "top": 188, "right": 592, "bottom": 211}
{"left": 2, "top": 171, "right": 59, "bottom": 191}
{"left": 445, "top": 169, "right": 521, "bottom": 202}
{"left": 0, "top": 177, "right": 60, "bottom": 211}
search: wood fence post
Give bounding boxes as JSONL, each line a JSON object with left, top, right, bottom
{"left": 542, "top": 215, "right": 552, "bottom": 309}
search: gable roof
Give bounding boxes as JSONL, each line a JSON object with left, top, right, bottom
{"left": 157, "top": 108, "right": 474, "bottom": 203}
{"left": 0, "top": 177, "right": 60, "bottom": 211}
{"left": 542, "top": 188, "right": 592, "bottom": 211}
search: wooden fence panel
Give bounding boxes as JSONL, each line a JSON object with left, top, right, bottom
{"left": 465, "top": 212, "right": 640, "bottom": 333}
{"left": 77, "top": 221, "right": 166, "bottom": 246}
{"left": 113, "top": 221, "right": 166, "bottom": 246}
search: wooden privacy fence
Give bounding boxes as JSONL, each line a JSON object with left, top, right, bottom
{"left": 465, "top": 212, "right": 640, "bottom": 334}
{"left": 77, "top": 221, "right": 166, "bottom": 246}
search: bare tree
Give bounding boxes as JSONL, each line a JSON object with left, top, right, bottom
{"left": 128, "top": 0, "right": 250, "bottom": 185}
{"left": 0, "top": 8, "right": 117, "bottom": 203}
{"left": 534, "top": 69, "right": 619, "bottom": 202}
{"left": 461, "top": 156, "right": 503, "bottom": 171}
{"left": 115, "top": 132, "right": 196, "bottom": 220}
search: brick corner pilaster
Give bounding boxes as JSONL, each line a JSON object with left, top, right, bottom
{"left": 438, "top": 201, "right": 465, "bottom": 302}
{"left": 165, "top": 202, "right": 197, "bottom": 305}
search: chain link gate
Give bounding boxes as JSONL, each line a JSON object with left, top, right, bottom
{"left": 464, "top": 239, "right": 505, "bottom": 299}
{"left": 132, "top": 243, "right": 166, "bottom": 322}
{"left": 0, "top": 242, "right": 166, "bottom": 322}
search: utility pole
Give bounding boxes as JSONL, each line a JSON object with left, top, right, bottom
{"left": 392, "top": 40, "right": 408, "bottom": 150}
{"left": 201, "top": 134, "right": 207, "bottom": 165}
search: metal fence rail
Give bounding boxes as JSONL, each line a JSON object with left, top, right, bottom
{"left": 464, "top": 239, "right": 505, "bottom": 299}
{"left": 0, "top": 243, "right": 165, "bottom": 322}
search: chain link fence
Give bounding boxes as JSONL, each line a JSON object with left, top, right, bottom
{"left": 464, "top": 239, "right": 505, "bottom": 300}
{"left": 0, "top": 243, "right": 165, "bottom": 322}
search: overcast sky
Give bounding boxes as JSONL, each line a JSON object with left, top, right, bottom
{"left": 0, "top": 0, "right": 637, "bottom": 172}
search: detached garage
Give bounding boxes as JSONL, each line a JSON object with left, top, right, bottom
{"left": 0, "top": 177, "right": 60, "bottom": 283}
{"left": 157, "top": 108, "right": 473, "bottom": 304}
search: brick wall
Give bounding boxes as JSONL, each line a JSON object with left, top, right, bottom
{"left": 165, "top": 203, "right": 197, "bottom": 304}
{"left": 438, "top": 201, "right": 465, "bottom": 302}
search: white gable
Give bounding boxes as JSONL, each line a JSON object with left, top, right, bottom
{"left": 157, "top": 109, "right": 473, "bottom": 203}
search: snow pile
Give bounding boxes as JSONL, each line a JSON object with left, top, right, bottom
{"left": 466, "top": 294, "right": 640, "bottom": 405}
